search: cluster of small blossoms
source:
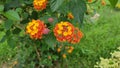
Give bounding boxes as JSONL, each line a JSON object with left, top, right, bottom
{"left": 33, "top": 0, "right": 47, "bottom": 11}
{"left": 70, "top": 28, "right": 83, "bottom": 44}
{"left": 62, "top": 46, "right": 74, "bottom": 59}
{"left": 53, "top": 21, "right": 83, "bottom": 44}
{"left": 66, "top": 46, "right": 74, "bottom": 54}
{"left": 26, "top": 19, "right": 49, "bottom": 39}
{"left": 57, "top": 45, "right": 74, "bottom": 59}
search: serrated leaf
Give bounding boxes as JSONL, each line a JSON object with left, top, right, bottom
{"left": 16, "top": 8, "right": 22, "bottom": 13}
{"left": 0, "top": 30, "right": 10, "bottom": 43}
{"left": 7, "top": 37, "right": 16, "bottom": 48}
{"left": 0, "top": 5, "right": 4, "bottom": 11}
{"left": 0, "top": 35, "right": 7, "bottom": 43}
{"left": 22, "top": 12, "right": 28, "bottom": 19}
{"left": 109, "top": 0, "right": 118, "bottom": 7}
{"left": 4, "top": 10, "right": 20, "bottom": 21}
{"left": 4, "top": 20, "right": 13, "bottom": 30}
{"left": 44, "top": 33, "right": 56, "bottom": 50}
{"left": 50, "top": 0, "right": 64, "bottom": 12}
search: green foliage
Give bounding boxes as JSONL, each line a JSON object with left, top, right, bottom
{"left": 50, "top": 0, "right": 87, "bottom": 23}
{"left": 0, "top": 5, "right": 4, "bottom": 12}
{"left": 50, "top": 0, "right": 64, "bottom": 12}
{"left": 94, "top": 47, "right": 120, "bottom": 68}
{"left": 4, "top": 10, "right": 20, "bottom": 21}
{"left": 0, "top": 0, "right": 120, "bottom": 68}
{"left": 0, "top": 32, "right": 17, "bottom": 65}
{"left": 0, "top": 0, "right": 87, "bottom": 67}
{"left": 73, "top": 7, "right": 120, "bottom": 68}
{"left": 4, "top": 20, "right": 13, "bottom": 30}
{"left": 109, "top": 0, "right": 118, "bottom": 7}
{"left": 69, "top": 0, "right": 87, "bottom": 23}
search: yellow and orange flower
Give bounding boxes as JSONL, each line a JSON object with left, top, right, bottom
{"left": 33, "top": 0, "right": 47, "bottom": 11}
{"left": 26, "top": 19, "right": 46, "bottom": 39}
{"left": 69, "top": 28, "right": 83, "bottom": 44}
{"left": 68, "top": 12, "right": 74, "bottom": 19}
{"left": 53, "top": 21, "right": 75, "bottom": 42}
{"left": 53, "top": 21, "right": 83, "bottom": 44}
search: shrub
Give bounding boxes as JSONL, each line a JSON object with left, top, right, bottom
{"left": 0, "top": 0, "right": 118, "bottom": 67}
{"left": 94, "top": 47, "right": 120, "bottom": 68}
{"left": 0, "top": 0, "right": 87, "bottom": 67}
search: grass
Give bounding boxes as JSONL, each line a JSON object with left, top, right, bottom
{"left": 0, "top": 31, "right": 16, "bottom": 66}
{"left": 73, "top": 7, "right": 120, "bottom": 68}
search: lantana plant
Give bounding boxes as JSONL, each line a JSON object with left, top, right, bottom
{"left": 0, "top": 0, "right": 118, "bottom": 68}
{"left": 0, "top": 0, "right": 86, "bottom": 67}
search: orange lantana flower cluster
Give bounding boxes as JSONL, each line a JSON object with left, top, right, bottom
{"left": 53, "top": 21, "right": 74, "bottom": 42}
{"left": 26, "top": 19, "right": 47, "bottom": 39}
{"left": 33, "top": 0, "right": 47, "bottom": 11}
{"left": 57, "top": 45, "right": 74, "bottom": 59}
{"left": 53, "top": 21, "right": 83, "bottom": 44}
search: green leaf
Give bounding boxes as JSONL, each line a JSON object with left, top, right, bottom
{"left": 22, "top": 12, "right": 29, "bottom": 19}
{"left": 4, "top": 20, "right": 13, "bottom": 30}
{"left": 69, "top": 0, "right": 87, "bottom": 23}
{"left": 109, "top": 0, "right": 118, "bottom": 7}
{"left": 0, "top": 35, "right": 7, "bottom": 43}
{"left": 44, "top": 33, "right": 56, "bottom": 50}
{"left": 7, "top": 36, "right": 17, "bottom": 48}
{"left": 12, "top": 27, "right": 21, "bottom": 34}
{"left": 30, "top": 11, "right": 38, "bottom": 19}
{"left": 4, "top": 0, "right": 21, "bottom": 10}
{"left": 0, "top": 5, "right": 4, "bottom": 11}
{"left": 16, "top": 8, "right": 22, "bottom": 13}
{"left": 4, "top": 10, "right": 20, "bottom": 21}
{"left": 50, "top": 0, "right": 64, "bottom": 12}
{"left": 0, "top": 30, "right": 11, "bottom": 43}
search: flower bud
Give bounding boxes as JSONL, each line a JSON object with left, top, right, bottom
{"left": 43, "top": 28, "right": 50, "bottom": 34}
{"left": 48, "top": 18, "right": 54, "bottom": 23}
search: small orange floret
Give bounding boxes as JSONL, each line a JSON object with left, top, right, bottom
{"left": 33, "top": 0, "right": 47, "bottom": 11}
{"left": 62, "top": 54, "right": 66, "bottom": 59}
{"left": 48, "top": 56, "right": 51, "bottom": 59}
{"left": 88, "top": 0, "right": 92, "bottom": 3}
{"left": 26, "top": 19, "right": 46, "bottom": 39}
{"left": 68, "top": 12, "right": 74, "bottom": 19}
{"left": 57, "top": 48, "right": 61, "bottom": 53}
{"left": 101, "top": 0, "right": 106, "bottom": 6}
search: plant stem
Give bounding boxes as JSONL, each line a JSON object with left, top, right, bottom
{"left": 34, "top": 45, "right": 41, "bottom": 61}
